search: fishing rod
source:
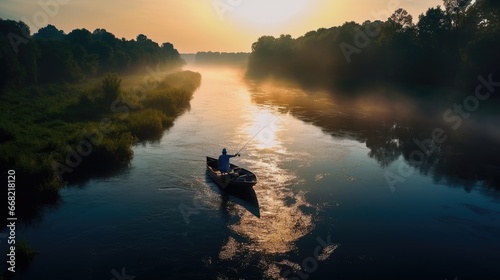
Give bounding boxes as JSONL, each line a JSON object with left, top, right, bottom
{"left": 236, "top": 113, "right": 281, "bottom": 155}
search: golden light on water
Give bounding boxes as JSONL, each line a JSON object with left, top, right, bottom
{"left": 219, "top": 157, "right": 313, "bottom": 250}
{"left": 245, "top": 110, "right": 282, "bottom": 150}
{"left": 216, "top": 129, "right": 318, "bottom": 277}
{"left": 188, "top": 68, "right": 345, "bottom": 278}
{"left": 216, "top": 150, "right": 340, "bottom": 277}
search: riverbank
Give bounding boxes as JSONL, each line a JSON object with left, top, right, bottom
{"left": 0, "top": 70, "right": 201, "bottom": 220}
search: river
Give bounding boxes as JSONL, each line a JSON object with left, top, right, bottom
{"left": 5, "top": 66, "right": 500, "bottom": 280}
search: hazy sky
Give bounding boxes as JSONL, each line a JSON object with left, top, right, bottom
{"left": 0, "top": 0, "right": 442, "bottom": 53}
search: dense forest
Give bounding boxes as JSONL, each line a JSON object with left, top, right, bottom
{"left": 247, "top": 0, "right": 500, "bottom": 92}
{"left": 0, "top": 19, "right": 184, "bottom": 88}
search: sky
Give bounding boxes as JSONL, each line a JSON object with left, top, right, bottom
{"left": 0, "top": 0, "right": 443, "bottom": 53}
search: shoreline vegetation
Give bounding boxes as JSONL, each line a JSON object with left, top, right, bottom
{"left": 0, "top": 19, "right": 201, "bottom": 223}
{"left": 246, "top": 0, "right": 500, "bottom": 96}
{"left": 0, "top": 70, "right": 201, "bottom": 222}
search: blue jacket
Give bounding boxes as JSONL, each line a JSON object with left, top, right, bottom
{"left": 218, "top": 154, "right": 237, "bottom": 172}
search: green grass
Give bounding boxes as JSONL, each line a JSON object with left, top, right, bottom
{"left": 0, "top": 70, "right": 201, "bottom": 194}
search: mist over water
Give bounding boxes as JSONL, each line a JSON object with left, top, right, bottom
{"left": 4, "top": 65, "right": 500, "bottom": 279}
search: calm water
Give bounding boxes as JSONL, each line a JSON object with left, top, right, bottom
{"left": 4, "top": 66, "right": 500, "bottom": 279}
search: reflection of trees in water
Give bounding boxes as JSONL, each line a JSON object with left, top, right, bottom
{"left": 365, "top": 125, "right": 402, "bottom": 167}
{"left": 392, "top": 123, "right": 500, "bottom": 189}
{"left": 248, "top": 83, "right": 500, "bottom": 191}
{"left": 0, "top": 164, "right": 126, "bottom": 230}
{"left": 10, "top": 191, "right": 62, "bottom": 229}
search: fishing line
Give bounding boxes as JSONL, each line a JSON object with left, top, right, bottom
{"left": 236, "top": 113, "right": 281, "bottom": 155}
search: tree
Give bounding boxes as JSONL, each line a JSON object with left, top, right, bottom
{"left": 459, "top": 0, "right": 500, "bottom": 81}
{"left": 67, "top": 28, "right": 92, "bottom": 47}
{"left": 33, "top": 24, "right": 65, "bottom": 40}
{"left": 389, "top": 8, "right": 414, "bottom": 32}
{"left": 136, "top": 34, "right": 148, "bottom": 43}
{"left": 92, "top": 28, "right": 117, "bottom": 48}
{"left": 101, "top": 73, "right": 121, "bottom": 104}
{"left": 443, "top": 0, "right": 472, "bottom": 28}
{"left": 417, "top": 6, "right": 451, "bottom": 46}
{"left": 0, "top": 19, "right": 38, "bottom": 87}
{"left": 37, "top": 40, "right": 82, "bottom": 82}
{"left": 89, "top": 40, "right": 114, "bottom": 71}
{"left": 474, "top": 0, "right": 500, "bottom": 30}
{"left": 251, "top": 35, "right": 277, "bottom": 54}
{"left": 380, "top": 9, "right": 414, "bottom": 44}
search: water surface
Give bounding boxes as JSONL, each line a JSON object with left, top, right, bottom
{"left": 4, "top": 66, "right": 500, "bottom": 280}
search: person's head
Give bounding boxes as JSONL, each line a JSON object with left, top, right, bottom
{"left": 222, "top": 148, "right": 227, "bottom": 154}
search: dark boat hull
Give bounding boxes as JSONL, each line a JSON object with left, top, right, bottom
{"left": 206, "top": 156, "right": 257, "bottom": 190}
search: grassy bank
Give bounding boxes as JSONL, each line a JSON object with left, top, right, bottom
{"left": 0, "top": 70, "right": 201, "bottom": 199}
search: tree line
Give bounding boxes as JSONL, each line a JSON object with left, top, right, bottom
{"left": 195, "top": 51, "right": 249, "bottom": 66}
{"left": 246, "top": 0, "right": 500, "bottom": 92}
{"left": 0, "top": 19, "right": 184, "bottom": 88}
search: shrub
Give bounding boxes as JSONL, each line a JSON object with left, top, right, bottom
{"left": 100, "top": 73, "right": 121, "bottom": 103}
{"left": 126, "top": 109, "right": 171, "bottom": 140}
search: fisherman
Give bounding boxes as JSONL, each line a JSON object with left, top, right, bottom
{"left": 218, "top": 148, "right": 240, "bottom": 175}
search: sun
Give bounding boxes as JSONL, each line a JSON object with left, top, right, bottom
{"left": 227, "top": 0, "right": 310, "bottom": 29}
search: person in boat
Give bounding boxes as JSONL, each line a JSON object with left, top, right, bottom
{"left": 218, "top": 148, "right": 240, "bottom": 175}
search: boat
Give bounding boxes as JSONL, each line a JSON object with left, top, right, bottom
{"left": 206, "top": 156, "right": 257, "bottom": 190}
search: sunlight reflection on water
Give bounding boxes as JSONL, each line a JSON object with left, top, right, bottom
{"left": 212, "top": 110, "right": 319, "bottom": 278}
{"left": 130, "top": 66, "right": 354, "bottom": 278}
{"left": 12, "top": 65, "right": 500, "bottom": 280}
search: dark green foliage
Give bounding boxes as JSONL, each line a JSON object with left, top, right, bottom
{"left": 0, "top": 71, "right": 201, "bottom": 200}
{"left": 0, "top": 19, "right": 197, "bottom": 225}
{"left": 32, "top": 24, "right": 65, "bottom": 40}
{"left": 123, "top": 71, "right": 201, "bottom": 139}
{"left": 126, "top": 109, "right": 171, "bottom": 140}
{"left": 85, "top": 131, "right": 135, "bottom": 166}
{"left": 246, "top": 0, "right": 500, "bottom": 91}
{"left": 0, "top": 20, "right": 185, "bottom": 87}
{"left": 0, "top": 19, "right": 39, "bottom": 88}
{"left": 37, "top": 39, "right": 83, "bottom": 82}
{"left": 101, "top": 73, "right": 121, "bottom": 103}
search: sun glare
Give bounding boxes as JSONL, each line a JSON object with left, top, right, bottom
{"left": 230, "top": 0, "right": 310, "bottom": 29}
{"left": 246, "top": 110, "right": 281, "bottom": 149}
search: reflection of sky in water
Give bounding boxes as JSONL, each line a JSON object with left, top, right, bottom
{"left": 12, "top": 66, "right": 500, "bottom": 280}
{"left": 216, "top": 112, "right": 316, "bottom": 277}
{"left": 206, "top": 97, "right": 343, "bottom": 278}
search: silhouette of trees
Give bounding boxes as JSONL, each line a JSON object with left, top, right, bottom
{"left": 37, "top": 39, "right": 83, "bottom": 82}
{"left": 194, "top": 51, "right": 249, "bottom": 65}
{"left": 67, "top": 28, "right": 92, "bottom": 47}
{"left": 0, "top": 19, "right": 39, "bottom": 87}
{"left": 389, "top": 8, "right": 414, "bottom": 31}
{"left": 417, "top": 6, "right": 451, "bottom": 46}
{"left": 33, "top": 24, "right": 65, "bottom": 40}
{"left": 247, "top": 0, "right": 500, "bottom": 91}
{"left": 457, "top": 0, "right": 500, "bottom": 81}
{"left": 0, "top": 20, "right": 185, "bottom": 88}
{"left": 444, "top": 0, "right": 472, "bottom": 28}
